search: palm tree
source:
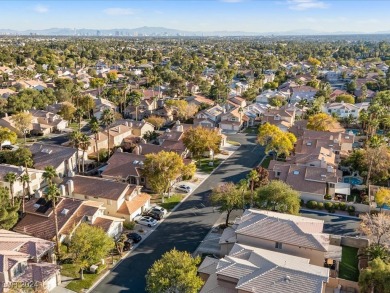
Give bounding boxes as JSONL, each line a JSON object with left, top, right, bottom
{"left": 19, "top": 173, "right": 30, "bottom": 214}
{"left": 131, "top": 95, "right": 142, "bottom": 121}
{"left": 23, "top": 157, "right": 33, "bottom": 199}
{"left": 69, "top": 130, "right": 82, "bottom": 173}
{"left": 46, "top": 183, "right": 61, "bottom": 257}
{"left": 4, "top": 172, "right": 17, "bottom": 206}
{"left": 74, "top": 108, "right": 84, "bottom": 130}
{"left": 89, "top": 118, "right": 101, "bottom": 163}
{"left": 79, "top": 134, "right": 91, "bottom": 174}
{"left": 100, "top": 109, "right": 115, "bottom": 156}
{"left": 247, "top": 169, "right": 259, "bottom": 208}
{"left": 43, "top": 165, "right": 57, "bottom": 186}
{"left": 237, "top": 179, "right": 249, "bottom": 211}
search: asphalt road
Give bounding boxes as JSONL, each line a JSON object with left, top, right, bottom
{"left": 93, "top": 133, "right": 265, "bottom": 293}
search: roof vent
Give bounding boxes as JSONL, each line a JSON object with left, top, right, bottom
{"left": 61, "top": 209, "right": 69, "bottom": 215}
{"left": 133, "top": 160, "right": 139, "bottom": 165}
{"left": 285, "top": 275, "right": 291, "bottom": 283}
{"left": 293, "top": 170, "right": 300, "bottom": 175}
{"left": 41, "top": 148, "right": 52, "bottom": 154}
{"left": 306, "top": 142, "right": 312, "bottom": 146}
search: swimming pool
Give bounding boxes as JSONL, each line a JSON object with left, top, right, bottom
{"left": 343, "top": 176, "right": 363, "bottom": 185}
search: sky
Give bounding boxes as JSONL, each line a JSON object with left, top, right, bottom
{"left": 0, "top": 0, "right": 389, "bottom": 33}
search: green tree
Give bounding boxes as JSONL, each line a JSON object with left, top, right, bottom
{"left": 307, "top": 113, "right": 338, "bottom": 131}
{"left": 257, "top": 123, "right": 296, "bottom": 159}
{"left": 247, "top": 169, "right": 259, "bottom": 207}
{"left": 59, "top": 102, "right": 76, "bottom": 121}
{"left": 0, "top": 187, "right": 19, "bottom": 230}
{"left": 129, "top": 91, "right": 142, "bottom": 121}
{"left": 69, "top": 130, "right": 82, "bottom": 172}
{"left": 79, "top": 134, "right": 91, "bottom": 174}
{"left": 19, "top": 173, "right": 30, "bottom": 214}
{"left": 363, "top": 244, "right": 390, "bottom": 262}
{"left": 210, "top": 182, "right": 243, "bottom": 226}
{"left": 4, "top": 172, "right": 17, "bottom": 206}
{"left": 11, "top": 112, "right": 32, "bottom": 143}
{"left": 3, "top": 147, "right": 33, "bottom": 167}
{"left": 69, "top": 223, "right": 114, "bottom": 280}
{"left": 100, "top": 108, "right": 115, "bottom": 156}
{"left": 255, "top": 180, "right": 300, "bottom": 215}
{"left": 89, "top": 117, "right": 101, "bottom": 162}
{"left": 359, "top": 258, "right": 390, "bottom": 293}
{"left": 146, "top": 248, "right": 203, "bottom": 293}
{"left": 182, "top": 127, "right": 221, "bottom": 164}
{"left": 106, "top": 71, "right": 118, "bottom": 83}
{"left": 336, "top": 94, "right": 355, "bottom": 104}
{"left": 45, "top": 184, "right": 61, "bottom": 257}
{"left": 90, "top": 78, "right": 106, "bottom": 97}
{"left": 146, "top": 115, "right": 166, "bottom": 130}
{"left": 0, "top": 127, "right": 17, "bottom": 150}
{"left": 142, "top": 151, "right": 186, "bottom": 196}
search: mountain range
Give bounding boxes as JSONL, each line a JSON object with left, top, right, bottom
{"left": 0, "top": 26, "right": 389, "bottom": 37}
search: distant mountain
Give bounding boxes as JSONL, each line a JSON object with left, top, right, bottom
{"left": 0, "top": 26, "right": 387, "bottom": 37}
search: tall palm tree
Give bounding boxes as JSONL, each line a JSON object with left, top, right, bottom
{"left": 43, "top": 165, "right": 57, "bottom": 186}
{"left": 46, "top": 183, "right": 61, "bottom": 257}
{"left": 69, "top": 130, "right": 82, "bottom": 173}
{"left": 100, "top": 109, "right": 115, "bottom": 156}
{"left": 19, "top": 173, "right": 30, "bottom": 214}
{"left": 247, "top": 169, "right": 259, "bottom": 208}
{"left": 74, "top": 108, "right": 84, "bottom": 130}
{"left": 22, "top": 157, "right": 33, "bottom": 199}
{"left": 79, "top": 134, "right": 91, "bottom": 174}
{"left": 89, "top": 118, "right": 101, "bottom": 163}
{"left": 4, "top": 172, "right": 17, "bottom": 206}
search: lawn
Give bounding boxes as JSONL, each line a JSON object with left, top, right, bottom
{"left": 244, "top": 127, "right": 257, "bottom": 134}
{"left": 339, "top": 246, "right": 360, "bottom": 281}
{"left": 227, "top": 140, "right": 240, "bottom": 146}
{"left": 198, "top": 158, "right": 222, "bottom": 174}
{"left": 160, "top": 194, "right": 184, "bottom": 211}
{"left": 261, "top": 156, "right": 271, "bottom": 168}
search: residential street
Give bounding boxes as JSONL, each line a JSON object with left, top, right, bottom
{"left": 93, "top": 133, "right": 265, "bottom": 293}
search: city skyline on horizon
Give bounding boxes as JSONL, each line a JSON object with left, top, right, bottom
{"left": 0, "top": 0, "right": 389, "bottom": 34}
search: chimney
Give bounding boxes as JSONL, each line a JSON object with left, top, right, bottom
{"left": 35, "top": 190, "right": 43, "bottom": 198}
{"left": 67, "top": 180, "right": 74, "bottom": 196}
{"left": 118, "top": 125, "right": 121, "bottom": 133}
{"left": 125, "top": 121, "right": 129, "bottom": 127}
{"left": 128, "top": 122, "right": 133, "bottom": 128}
{"left": 59, "top": 185, "right": 66, "bottom": 197}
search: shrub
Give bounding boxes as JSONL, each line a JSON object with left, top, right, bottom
{"left": 347, "top": 205, "right": 356, "bottom": 216}
{"left": 324, "top": 202, "right": 333, "bottom": 211}
{"left": 324, "top": 194, "right": 332, "bottom": 200}
{"left": 333, "top": 202, "right": 340, "bottom": 210}
{"left": 300, "top": 199, "right": 305, "bottom": 207}
{"left": 123, "top": 221, "right": 136, "bottom": 230}
{"left": 317, "top": 202, "right": 324, "bottom": 210}
{"left": 306, "top": 200, "right": 318, "bottom": 209}
{"left": 339, "top": 202, "right": 347, "bottom": 211}
{"left": 95, "top": 264, "right": 107, "bottom": 274}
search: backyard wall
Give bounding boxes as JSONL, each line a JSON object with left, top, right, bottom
{"left": 328, "top": 277, "right": 360, "bottom": 292}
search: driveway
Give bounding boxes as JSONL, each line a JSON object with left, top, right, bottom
{"left": 93, "top": 133, "right": 265, "bottom": 293}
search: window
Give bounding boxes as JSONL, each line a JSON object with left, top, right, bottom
{"left": 329, "top": 183, "right": 335, "bottom": 188}
{"left": 275, "top": 242, "right": 283, "bottom": 249}
{"left": 140, "top": 177, "right": 145, "bottom": 183}
{"left": 107, "top": 199, "right": 112, "bottom": 205}
{"left": 276, "top": 171, "right": 281, "bottom": 177}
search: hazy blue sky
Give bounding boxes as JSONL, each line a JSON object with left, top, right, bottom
{"left": 0, "top": 0, "right": 389, "bottom": 33}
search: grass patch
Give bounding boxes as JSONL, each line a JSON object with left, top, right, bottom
{"left": 66, "top": 273, "right": 100, "bottom": 293}
{"left": 227, "top": 140, "right": 240, "bottom": 146}
{"left": 69, "top": 122, "right": 80, "bottom": 131}
{"left": 198, "top": 158, "right": 222, "bottom": 174}
{"left": 244, "top": 128, "right": 257, "bottom": 134}
{"left": 160, "top": 194, "right": 184, "bottom": 211}
{"left": 339, "top": 246, "right": 359, "bottom": 281}
{"left": 261, "top": 156, "right": 271, "bottom": 168}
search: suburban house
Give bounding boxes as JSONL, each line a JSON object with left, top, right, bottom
{"left": 124, "top": 98, "right": 158, "bottom": 120}
{"left": 219, "top": 209, "right": 341, "bottom": 268}
{"left": 29, "top": 109, "right": 68, "bottom": 135}
{"left": 101, "top": 152, "right": 147, "bottom": 186}
{"left": 15, "top": 80, "right": 47, "bottom": 91}
{"left": 185, "top": 95, "right": 214, "bottom": 107}
{"left": 157, "top": 124, "right": 188, "bottom": 157}
{"left": 30, "top": 143, "right": 77, "bottom": 177}
{"left": 111, "top": 120, "right": 155, "bottom": 137}
{"left": 93, "top": 98, "right": 118, "bottom": 119}
{"left": 198, "top": 243, "right": 329, "bottom": 293}
{"left": 0, "top": 230, "right": 60, "bottom": 292}
{"left": 219, "top": 107, "right": 248, "bottom": 132}
{"left": 13, "top": 196, "right": 121, "bottom": 242}
{"left": 261, "top": 108, "right": 295, "bottom": 132}
{"left": 322, "top": 102, "right": 368, "bottom": 119}
{"left": 194, "top": 105, "right": 225, "bottom": 128}
{"left": 228, "top": 96, "right": 247, "bottom": 108}
{"left": 267, "top": 160, "right": 349, "bottom": 201}
{"left": 255, "top": 89, "right": 290, "bottom": 104}
{"left": 0, "top": 164, "right": 44, "bottom": 197}
{"left": 290, "top": 85, "right": 318, "bottom": 103}
{"left": 0, "top": 115, "right": 33, "bottom": 137}
{"left": 60, "top": 175, "right": 149, "bottom": 222}
{"left": 0, "top": 88, "right": 16, "bottom": 98}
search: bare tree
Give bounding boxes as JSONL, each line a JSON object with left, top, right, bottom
{"left": 359, "top": 213, "right": 390, "bottom": 246}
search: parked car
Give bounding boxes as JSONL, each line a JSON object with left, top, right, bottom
{"left": 142, "top": 211, "right": 162, "bottom": 221}
{"left": 149, "top": 205, "right": 167, "bottom": 216}
{"left": 126, "top": 232, "right": 142, "bottom": 243}
{"left": 123, "top": 239, "right": 133, "bottom": 251}
{"left": 175, "top": 184, "right": 192, "bottom": 193}
{"left": 135, "top": 216, "right": 158, "bottom": 227}
{"left": 2, "top": 145, "right": 18, "bottom": 150}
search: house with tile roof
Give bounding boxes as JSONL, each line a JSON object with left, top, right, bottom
{"left": 30, "top": 143, "right": 77, "bottom": 177}
{"left": 260, "top": 107, "right": 295, "bottom": 132}
{"left": 29, "top": 109, "right": 68, "bottom": 135}
{"left": 13, "top": 196, "right": 122, "bottom": 242}
{"left": 290, "top": 85, "right": 318, "bottom": 103}
{"left": 60, "top": 175, "right": 150, "bottom": 222}
{"left": 323, "top": 102, "right": 369, "bottom": 119}
{"left": 198, "top": 242, "right": 329, "bottom": 293}
{"left": 0, "top": 88, "right": 15, "bottom": 98}
{"left": 219, "top": 209, "right": 341, "bottom": 268}
{"left": 185, "top": 95, "right": 214, "bottom": 107}
{"left": 219, "top": 107, "right": 248, "bottom": 132}
{"left": 0, "top": 230, "right": 60, "bottom": 292}
{"left": 194, "top": 105, "right": 225, "bottom": 128}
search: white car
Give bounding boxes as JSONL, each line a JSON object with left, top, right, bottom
{"left": 175, "top": 184, "right": 192, "bottom": 194}
{"left": 149, "top": 205, "right": 167, "bottom": 216}
{"left": 135, "top": 216, "right": 158, "bottom": 227}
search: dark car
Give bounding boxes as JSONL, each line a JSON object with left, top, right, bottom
{"left": 123, "top": 239, "right": 133, "bottom": 251}
{"left": 126, "top": 232, "right": 142, "bottom": 243}
{"left": 142, "top": 211, "right": 162, "bottom": 221}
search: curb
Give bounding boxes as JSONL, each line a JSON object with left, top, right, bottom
{"left": 87, "top": 144, "right": 241, "bottom": 292}
{"left": 300, "top": 208, "right": 361, "bottom": 220}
